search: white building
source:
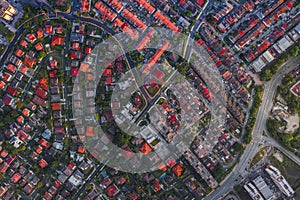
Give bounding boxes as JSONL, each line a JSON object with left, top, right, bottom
{"left": 265, "top": 165, "right": 295, "bottom": 197}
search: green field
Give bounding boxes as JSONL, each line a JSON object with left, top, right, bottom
{"left": 249, "top": 146, "right": 270, "bottom": 169}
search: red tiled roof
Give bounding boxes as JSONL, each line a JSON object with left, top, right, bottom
{"left": 113, "top": 18, "right": 139, "bottom": 40}
{"left": 0, "top": 81, "right": 5, "bottom": 90}
{"left": 23, "top": 56, "right": 36, "bottom": 68}
{"left": 11, "top": 173, "right": 21, "bottom": 183}
{"left": 68, "top": 162, "right": 75, "bottom": 169}
{"left": 36, "top": 145, "right": 43, "bottom": 154}
{"left": 72, "top": 42, "right": 80, "bottom": 50}
{"left": 85, "top": 47, "right": 92, "bottom": 54}
{"left": 0, "top": 150, "right": 8, "bottom": 158}
{"left": 140, "top": 142, "right": 152, "bottom": 155}
{"left": 107, "top": 0, "right": 123, "bottom": 11}
{"left": 37, "top": 28, "right": 44, "bottom": 38}
{"left": 107, "top": 184, "right": 119, "bottom": 198}
{"left": 77, "top": 146, "right": 85, "bottom": 154}
{"left": 95, "top": 1, "right": 116, "bottom": 21}
{"left": 122, "top": 9, "right": 147, "bottom": 29}
{"left": 51, "top": 36, "right": 65, "bottom": 46}
{"left": 56, "top": 26, "right": 63, "bottom": 34}
{"left": 27, "top": 34, "right": 37, "bottom": 43}
{"left": 17, "top": 130, "right": 29, "bottom": 141}
{"left": 34, "top": 87, "right": 47, "bottom": 99}
{"left": 151, "top": 179, "right": 161, "bottom": 192}
{"left": 154, "top": 11, "right": 179, "bottom": 32}
{"left": 50, "top": 60, "right": 57, "bottom": 68}
{"left": 143, "top": 41, "right": 169, "bottom": 74}
{"left": 2, "top": 72, "right": 12, "bottom": 82}
{"left": 51, "top": 103, "right": 61, "bottom": 111}
{"left": 166, "top": 157, "right": 176, "bottom": 167}
{"left": 20, "top": 65, "right": 28, "bottom": 74}
{"left": 157, "top": 162, "right": 167, "bottom": 171}
{"left": 6, "top": 86, "right": 17, "bottom": 96}
{"left": 197, "top": 0, "right": 205, "bottom": 7}
{"left": 45, "top": 25, "right": 54, "bottom": 35}
{"left": 20, "top": 40, "right": 27, "bottom": 47}
{"left": 134, "top": 0, "right": 155, "bottom": 13}
{"left": 136, "top": 29, "right": 155, "bottom": 52}
{"left": 53, "top": 180, "right": 62, "bottom": 189}
{"left": 22, "top": 108, "right": 31, "bottom": 117}
{"left": 6, "top": 64, "right": 17, "bottom": 73}
{"left": 172, "top": 163, "right": 183, "bottom": 177}
{"left": 86, "top": 126, "right": 95, "bottom": 137}
{"left": 103, "top": 69, "right": 112, "bottom": 76}
{"left": 153, "top": 69, "right": 165, "bottom": 81}
{"left": 39, "top": 159, "right": 48, "bottom": 168}
{"left": 38, "top": 138, "right": 51, "bottom": 148}
{"left": 81, "top": 0, "right": 90, "bottom": 12}
{"left": 70, "top": 68, "right": 79, "bottom": 77}
{"left": 35, "top": 42, "right": 44, "bottom": 51}
{"left": 15, "top": 49, "right": 24, "bottom": 57}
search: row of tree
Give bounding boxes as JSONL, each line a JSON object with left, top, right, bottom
{"left": 260, "top": 44, "right": 300, "bottom": 81}
{"left": 243, "top": 86, "right": 264, "bottom": 144}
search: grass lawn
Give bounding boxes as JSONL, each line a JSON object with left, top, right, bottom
{"left": 249, "top": 146, "right": 270, "bottom": 169}
{"left": 269, "top": 148, "right": 300, "bottom": 189}
{"left": 0, "top": 23, "right": 14, "bottom": 41}
{"left": 145, "top": 85, "right": 160, "bottom": 97}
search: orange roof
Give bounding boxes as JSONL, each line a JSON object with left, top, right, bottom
{"left": 15, "top": 49, "right": 24, "bottom": 57}
{"left": 35, "top": 42, "right": 43, "bottom": 51}
{"left": 157, "top": 162, "right": 167, "bottom": 171}
{"left": 122, "top": 9, "right": 147, "bottom": 29}
{"left": 56, "top": 26, "right": 63, "bottom": 34}
{"left": 140, "top": 142, "right": 152, "bottom": 155}
{"left": 81, "top": 0, "right": 90, "bottom": 12}
{"left": 17, "top": 116, "right": 24, "bottom": 124}
{"left": 6, "top": 64, "right": 17, "bottom": 73}
{"left": 23, "top": 56, "right": 36, "bottom": 68}
{"left": 36, "top": 145, "right": 43, "bottom": 154}
{"left": 107, "top": 0, "right": 123, "bottom": 11}
{"left": 51, "top": 36, "right": 65, "bottom": 46}
{"left": 0, "top": 150, "right": 8, "bottom": 158}
{"left": 20, "top": 40, "right": 27, "bottom": 47}
{"left": 78, "top": 146, "right": 85, "bottom": 154}
{"left": 143, "top": 41, "right": 169, "bottom": 74}
{"left": 134, "top": 0, "right": 155, "bottom": 13}
{"left": 0, "top": 81, "right": 5, "bottom": 90}
{"left": 136, "top": 29, "right": 155, "bottom": 51}
{"left": 154, "top": 11, "right": 179, "bottom": 32}
{"left": 51, "top": 103, "right": 61, "bottom": 111}
{"left": 113, "top": 18, "right": 139, "bottom": 40}
{"left": 20, "top": 65, "right": 28, "bottom": 74}
{"left": 172, "top": 163, "right": 183, "bottom": 177}
{"left": 95, "top": 1, "right": 116, "bottom": 21}
{"left": 38, "top": 138, "right": 50, "bottom": 148}
{"left": 80, "top": 63, "right": 90, "bottom": 72}
{"left": 39, "top": 159, "right": 48, "bottom": 168}
{"left": 11, "top": 173, "right": 21, "bottom": 183}
{"left": 86, "top": 126, "right": 94, "bottom": 136}
{"left": 22, "top": 108, "right": 30, "bottom": 117}
{"left": 36, "top": 28, "right": 44, "bottom": 38}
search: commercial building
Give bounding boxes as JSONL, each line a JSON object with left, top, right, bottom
{"left": 265, "top": 165, "right": 294, "bottom": 197}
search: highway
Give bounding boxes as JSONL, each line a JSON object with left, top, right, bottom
{"left": 205, "top": 55, "right": 300, "bottom": 200}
